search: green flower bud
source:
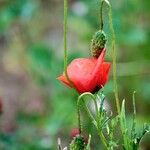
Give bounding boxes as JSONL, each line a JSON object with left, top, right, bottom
{"left": 91, "top": 30, "right": 107, "bottom": 58}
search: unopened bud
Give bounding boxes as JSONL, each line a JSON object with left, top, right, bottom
{"left": 91, "top": 30, "right": 107, "bottom": 58}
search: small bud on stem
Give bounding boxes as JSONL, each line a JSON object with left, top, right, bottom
{"left": 91, "top": 30, "right": 107, "bottom": 58}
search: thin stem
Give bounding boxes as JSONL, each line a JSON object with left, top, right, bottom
{"left": 64, "top": 0, "right": 68, "bottom": 77}
{"left": 99, "top": 0, "right": 120, "bottom": 114}
{"left": 82, "top": 99, "right": 108, "bottom": 149}
{"left": 77, "top": 92, "right": 97, "bottom": 134}
{"left": 77, "top": 92, "right": 108, "bottom": 149}
{"left": 84, "top": 102, "right": 108, "bottom": 150}
{"left": 131, "top": 91, "right": 136, "bottom": 139}
{"left": 63, "top": 0, "right": 74, "bottom": 88}
{"left": 107, "top": 1, "right": 120, "bottom": 115}
{"left": 100, "top": 0, "right": 104, "bottom": 30}
{"left": 132, "top": 91, "right": 136, "bottom": 116}
{"left": 78, "top": 92, "right": 99, "bottom": 117}
{"left": 97, "top": 131, "right": 108, "bottom": 150}
{"left": 83, "top": 100, "right": 96, "bottom": 125}
{"left": 96, "top": 94, "right": 108, "bottom": 150}
{"left": 77, "top": 101, "right": 82, "bottom": 134}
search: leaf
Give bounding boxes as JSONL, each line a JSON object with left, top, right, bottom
{"left": 138, "top": 123, "right": 150, "bottom": 145}
{"left": 97, "top": 92, "right": 105, "bottom": 117}
{"left": 86, "top": 134, "right": 91, "bottom": 150}
{"left": 120, "top": 99, "right": 130, "bottom": 150}
{"left": 109, "top": 141, "right": 118, "bottom": 148}
{"left": 107, "top": 116, "right": 119, "bottom": 149}
{"left": 131, "top": 91, "right": 137, "bottom": 148}
{"left": 104, "top": 0, "right": 110, "bottom": 7}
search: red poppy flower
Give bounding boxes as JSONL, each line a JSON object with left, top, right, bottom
{"left": 57, "top": 49, "right": 110, "bottom": 93}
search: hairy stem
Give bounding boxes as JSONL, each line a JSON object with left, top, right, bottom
{"left": 77, "top": 92, "right": 97, "bottom": 134}
{"left": 131, "top": 91, "right": 136, "bottom": 139}
{"left": 63, "top": 0, "right": 74, "bottom": 87}
{"left": 77, "top": 92, "right": 108, "bottom": 149}
{"left": 97, "top": 131, "right": 108, "bottom": 149}
{"left": 107, "top": 1, "right": 120, "bottom": 115}
{"left": 77, "top": 101, "right": 82, "bottom": 134}
{"left": 64, "top": 0, "right": 68, "bottom": 78}
{"left": 100, "top": 0, "right": 104, "bottom": 30}
{"left": 99, "top": 0, "right": 120, "bottom": 115}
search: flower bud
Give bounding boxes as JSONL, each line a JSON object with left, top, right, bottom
{"left": 91, "top": 30, "right": 107, "bottom": 58}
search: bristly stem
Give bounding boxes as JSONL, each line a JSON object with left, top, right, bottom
{"left": 63, "top": 0, "right": 74, "bottom": 87}
{"left": 77, "top": 102, "right": 82, "bottom": 134}
{"left": 99, "top": 0, "right": 120, "bottom": 115}
{"left": 131, "top": 91, "right": 136, "bottom": 139}
{"left": 77, "top": 92, "right": 108, "bottom": 149}
{"left": 77, "top": 92, "right": 97, "bottom": 134}
{"left": 100, "top": 0, "right": 104, "bottom": 30}
{"left": 64, "top": 0, "right": 68, "bottom": 78}
{"left": 107, "top": 1, "right": 121, "bottom": 115}
{"left": 132, "top": 91, "right": 136, "bottom": 116}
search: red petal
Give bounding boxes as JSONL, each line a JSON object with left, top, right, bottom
{"left": 57, "top": 75, "right": 72, "bottom": 87}
{"left": 57, "top": 49, "right": 110, "bottom": 93}
{"left": 87, "top": 49, "right": 106, "bottom": 88}
{"left": 58, "top": 58, "right": 97, "bottom": 93}
{"left": 92, "top": 49, "right": 106, "bottom": 77}
{"left": 98, "top": 62, "right": 111, "bottom": 87}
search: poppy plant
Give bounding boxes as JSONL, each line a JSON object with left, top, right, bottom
{"left": 57, "top": 49, "right": 110, "bottom": 93}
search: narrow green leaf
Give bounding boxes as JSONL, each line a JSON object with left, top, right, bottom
{"left": 86, "top": 135, "right": 91, "bottom": 150}
{"left": 131, "top": 91, "right": 137, "bottom": 148}
{"left": 120, "top": 100, "right": 130, "bottom": 150}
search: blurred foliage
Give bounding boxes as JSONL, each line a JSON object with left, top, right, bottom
{"left": 0, "top": 0, "right": 149, "bottom": 149}
{"left": 27, "top": 43, "right": 52, "bottom": 85}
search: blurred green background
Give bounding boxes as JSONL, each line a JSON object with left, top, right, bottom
{"left": 0, "top": 0, "right": 149, "bottom": 149}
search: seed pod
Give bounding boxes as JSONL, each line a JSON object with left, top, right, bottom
{"left": 91, "top": 30, "right": 107, "bottom": 58}
{"left": 70, "top": 134, "right": 86, "bottom": 150}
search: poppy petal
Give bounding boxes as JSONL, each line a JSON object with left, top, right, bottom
{"left": 57, "top": 48, "right": 110, "bottom": 93}
{"left": 92, "top": 49, "right": 106, "bottom": 77}
{"left": 58, "top": 58, "right": 97, "bottom": 93}
{"left": 98, "top": 62, "right": 111, "bottom": 87}
{"left": 57, "top": 75, "right": 72, "bottom": 87}
{"left": 88, "top": 49, "right": 106, "bottom": 88}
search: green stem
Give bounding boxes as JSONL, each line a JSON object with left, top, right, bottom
{"left": 84, "top": 101, "right": 108, "bottom": 150}
{"left": 132, "top": 91, "right": 136, "bottom": 116}
{"left": 64, "top": 0, "right": 68, "bottom": 78}
{"left": 131, "top": 91, "right": 136, "bottom": 139}
{"left": 100, "top": 0, "right": 104, "bottom": 30}
{"left": 77, "top": 100, "right": 82, "bottom": 134}
{"left": 106, "top": 0, "right": 120, "bottom": 115}
{"left": 77, "top": 92, "right": 108, "bottom": 149}
{"left": 77, "top": 92, "right": 97, "bottom": 134}
{"left": 97, "top": 131, "right": 108, "bottom": 149}
{"left": 99, "top": 0, "right": 120, "bottom": 115}
{"left": 63, "top": 0, "right": 74, "bottom": 88}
